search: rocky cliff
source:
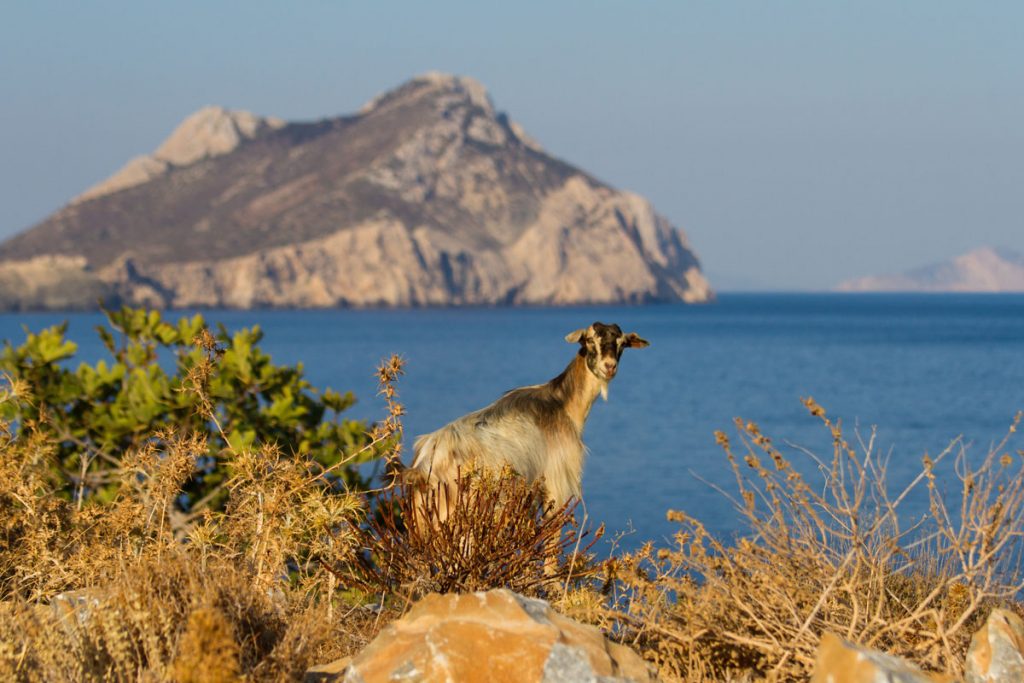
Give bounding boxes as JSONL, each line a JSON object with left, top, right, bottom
{"left": 837, "top": 246, "right": 1024, "bottom": 293}
{"left": 0, "top": 73, "right": 712, "bottom": 310}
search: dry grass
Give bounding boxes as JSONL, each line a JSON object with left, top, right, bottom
{"left": 566, "top": 400, "right": 1024, "bottom": 682}
{"left": 0, "top": 351, "right": 407, "bottom": 681}
{"left": 0, "top": 551, "right": 392, "bottom": 682}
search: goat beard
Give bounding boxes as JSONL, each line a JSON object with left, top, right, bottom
{"left": 600, "top": 383, "right": 609, "bottom": 401}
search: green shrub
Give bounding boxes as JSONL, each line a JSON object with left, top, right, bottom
{"left": 0, "top": 306, "right": 375, "bottom": 513}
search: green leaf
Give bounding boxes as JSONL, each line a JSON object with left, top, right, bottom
{"left": 30, "top": 326, "right": 78, "bottom": 364}
{"left": 1, "top": 305, "right": 376, "bottom": 511}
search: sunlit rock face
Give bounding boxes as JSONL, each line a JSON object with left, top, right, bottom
{"left": 0, "top": 74, "right": 712, "bottom": 310}
{"left": 810, "top": 633, "right": 947, "bottom": 683}
{"left": 965, "top": 608, "right": 1024, "bottom": 683}
{"left": 74, "top": 106, "right": 286, "bottom": 203}
{"left": 305, "top": 589, "right": 654, "bottom": 683}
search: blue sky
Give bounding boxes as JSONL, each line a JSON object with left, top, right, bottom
{"left": 2, "top": 1, "right": 1021, "bottom": 290}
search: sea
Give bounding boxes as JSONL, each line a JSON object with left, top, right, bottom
{"left": 2, "top": 293, "right": 1022, "bottom": 549}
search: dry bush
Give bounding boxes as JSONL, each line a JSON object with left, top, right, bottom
{"left": 348, "top": 466, "right": 602, "bottom": 601}
{"left": 0, "top": 427, "right": 375, "bottom": 681}
{"left": 0, "top": 354, "right": 409, "bottom": 681}
{"left": 170, "top": 606, "right": 242, "bottom": 683}
{"left": 0, "top": 411, "right": 74, "bottom": 601}
{"left": 0, "top": 423, "right": 364, "bottom": 604}
{"left": 0, "top": 553, "right": 374, "bottom": 682}
{"left": 577, "top": 401, "right": 1024, "bottom": 682}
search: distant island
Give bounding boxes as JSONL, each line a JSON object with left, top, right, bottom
{"left": 0, "top": 73, "right": 712, "bottom": 311}
{"left": 836, "top": 246, "right": 1024, "bottom": 293}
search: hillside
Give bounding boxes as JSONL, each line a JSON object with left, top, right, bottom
{"left": 837, "top": 246, "right": 1024, "bottom": 293}
{"left": 0, "top": 73, "right": 712, "bottom": 310}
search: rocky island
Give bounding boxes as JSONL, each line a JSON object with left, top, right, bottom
{"left": 0, "top": 73, "right": 712, "bottom": 310}
{"left": 837, "top": 246, "right": 1024, "bottom": 293}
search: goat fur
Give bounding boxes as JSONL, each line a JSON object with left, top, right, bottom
{"left": 411, "top": 339, "right": 625, "bottom": 507}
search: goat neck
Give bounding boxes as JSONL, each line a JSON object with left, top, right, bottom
{"left": 552, "top": 353, "right": 607, "bottom": 432}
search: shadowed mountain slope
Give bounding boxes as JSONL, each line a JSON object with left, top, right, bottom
{"left": 0, "top": 73, "right": 712, "bottom": 310}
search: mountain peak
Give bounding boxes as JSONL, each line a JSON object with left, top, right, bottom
{"left": 152, "top": 105, "right": 285, "bottom": 166}
{"left": 359, "top": 71, "right": 494, "bottom": 116}
{"left": 413, "top": 72, "right": 492, "bottom": 108}
{"left": 74, "top": 106, "right": 284, "bottom": 203}
{"left": 956, "top": 245, "right": 1023, "bottom": 266}
{"left": 355, "top": 72, "right": 542, "bottom": 155}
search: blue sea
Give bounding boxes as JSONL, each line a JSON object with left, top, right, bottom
{"left": 3, "top": 294, "right": 1023, "bottom": 548}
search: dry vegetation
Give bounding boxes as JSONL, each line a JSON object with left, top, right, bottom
{"left": 1, "top": 317, "right": 1023, "bottom": 682}
{"left": 0, "top": 350, "right": 399, "bottom": 681}
{"left": 348, "top": 466, "right": 601, "bottom": 600}
{"left": 564, "top": 401, "right": 1024, "bottom": 681}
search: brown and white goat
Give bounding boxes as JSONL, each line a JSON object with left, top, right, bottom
{"left": 409, "top": 322, "right": 649, "bottom": 509}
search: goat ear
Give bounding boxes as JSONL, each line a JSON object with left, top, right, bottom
{"left": 624, "top": 333, "right": 650, "bottom": 348}
{"left": 564, "top": 328, "right": 586, "bottom": 344}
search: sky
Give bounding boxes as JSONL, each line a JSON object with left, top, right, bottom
{"left": 1, "top": 1, "right": 1021, "bottom": 290}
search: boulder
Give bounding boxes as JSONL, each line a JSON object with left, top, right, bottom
{"left": 306, "top": 589, "right": 653, "bottom": 683}
{"left": 49, "top": 588, "right": 103, "bottom": 629}
{"left": 810, "top": 632, "right": 949, "bottom": 683}
{"left": 304, "top": 656, "right": 351, "bottom": 682}
{"left": 965, "top": 608, "right": 1024, "bottom": 683}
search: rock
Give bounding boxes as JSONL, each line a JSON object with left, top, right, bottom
{"left": 306, "top": 589, "right": 653, "bottom": 683}
{"left": 304, "top": 656, "right": 351, "bottom": 682}
{"left": 151, "top": 105, "right": 285, "bottom": 167}
{"left": 0, "top": 73, "right": 712, "bottom": 310}
{"left": 49, "top": 589, "right": 104, "bottom": 632}
{"left": 86, "top": 176, "right": 710, "bottom": 309}
{"left": 0, "top": 254, "right": 110, "bottom": 310}
{"left": 74, "top": 155, "right": 170, "bottom": 202}
{"left": 965, "top": 608, "right": 1024, "bottom": 683}
{"left": 74, "top": 106, "right": 285, "bottom": 203}
{"left": 810, "top": 632, "right": 950, "bottom": 683}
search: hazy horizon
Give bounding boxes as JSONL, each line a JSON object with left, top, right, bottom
{"left": 2, "top": 1, "right": 1021, "bottom": 291}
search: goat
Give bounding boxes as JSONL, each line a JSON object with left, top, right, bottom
{"left": 409, "top": 322, "right": 649, "bottom": 510}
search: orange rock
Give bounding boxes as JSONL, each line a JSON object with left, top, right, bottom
{"left": 306, "top": 589, "right": 653, "bottom": 682}
{"left": 965, "top": 608, "right": 1024, "bottom": 683}
{"left": 811, "top": 632, "right": 950, "bottom": 683}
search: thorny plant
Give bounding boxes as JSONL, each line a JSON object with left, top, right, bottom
{"left": 570, "top": 399, "right": 1024, "bottom": 682}
{"left": 0, "top": 556, "right": 347, "bottom": 682}
{"left": 374, "top": 354, "right": 406, "bottom": 478}
{"left": 346, "top": 465, "right": 603, "bottom": 602}
{"left": 181, "top": 343, "right": 408, "bottom": 594}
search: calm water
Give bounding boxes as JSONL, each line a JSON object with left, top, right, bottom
{"left": 3, "top": 294, "right": 1023, "bottom": 546}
